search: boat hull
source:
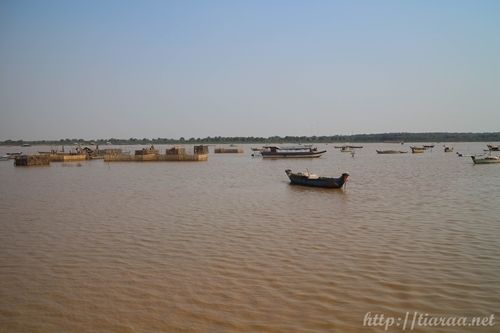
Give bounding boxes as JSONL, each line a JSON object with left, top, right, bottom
{"left": 285, "top": 170, "right": 348, "bottom": 188}
{"left": 471, "top": 156, "right": 500, "bottom": 164}
{"left": 262, "top": 150, "right": 326, "bottom": 158}
{"left": 410, "top": 147, "right": 425, "bottom": 153}
{"left": 376, "top": 150, "right": 407, "bottom": 154}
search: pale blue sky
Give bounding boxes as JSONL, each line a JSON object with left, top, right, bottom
{"left": 1, "top": 0, "right": 499, "bottom": 140}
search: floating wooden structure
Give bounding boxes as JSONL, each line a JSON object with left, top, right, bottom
{"left": 135, "top": 146, "right": 159, "bottom": 156}
{"left": 104, "top": 154, "right": 207, "bottom": 162}
{"left": 46, "top": 153, "right": 87, "bottom": 162}
{"left": 166, "top": 146, "right": 186, "bottom": 155}
{"left": 194, "top": 145, "right": 209, "bottom": 155}
{"left": 14, "top": 154, "right": 50, "bottom": 166}
{"left": 104, "top": 145, "right": 208, "bottom": 162}
{"left": 79, "top": 147, "right": 122, "bottom": 159}
{"left": 214, "top": 147, "right": 244, "bottom": 153}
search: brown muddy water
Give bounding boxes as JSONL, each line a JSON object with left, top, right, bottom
{"left": 0, "top": 143, "right": 499, "bottom": 332}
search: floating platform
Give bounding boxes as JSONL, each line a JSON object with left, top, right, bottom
{"left": 47, "top": 153, "right": 87, "bottom": 162}
{"left": 104, "top": 154, "right": 208, "bottom": 162}
{"left": 15, "top": 154, "right": 51, "bottom": 166}
{"left": 104, "top": 145, "right": 208, "bottom": 162}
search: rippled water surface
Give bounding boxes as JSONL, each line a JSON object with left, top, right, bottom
{"left": 1, "top": 143, "right": 499, "bottom": 332}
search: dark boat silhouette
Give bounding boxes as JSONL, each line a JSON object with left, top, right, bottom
{"left": 376, "top": 150, "right": 407, "bottom": 154}
{"left": 285, "top": 169, "right": 349, "bottom": 189}
{"left": 261, "top": 146, "right": 326, "bottom": 158}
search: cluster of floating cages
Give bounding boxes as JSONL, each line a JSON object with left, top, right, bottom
{"left": 104, "top": 145, "right": 208, "bottom": 162}
{"left": 14, "top": 154, "right": 51, "bottom": 166}
{"left": 11, "top": 145, "right": 210, "bottom": 166}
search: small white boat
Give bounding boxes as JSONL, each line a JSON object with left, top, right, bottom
{"left": 471, "top": 155, "right": 500, "bottom": 164}
{"left": 5, "top": 152, "right": 23, "bottom": 159}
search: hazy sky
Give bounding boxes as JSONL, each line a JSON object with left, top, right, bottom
{"left": 1, "top": 0, "right": 499, "bottom": 140}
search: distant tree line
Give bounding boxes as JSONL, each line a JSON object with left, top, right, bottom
{"left": 1, "top": 132, "right": 500, "bottom": 146}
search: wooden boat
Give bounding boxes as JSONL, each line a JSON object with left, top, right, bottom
{"left": 444, "top": 146, "right": 454, "bottom": 152}
{"left": 251, "top": 147, "right": 264, "bottom": 152}
{"left": 487, "top": 144, "right": 499, "bottom": 151}
{"left": 261, "top": 146, "right": 326, "bottom": 158}
{"left": 5, "top": 152, "right": 23, "bottom": 159}
{"left": 334, "top": 145, "right": 363, "bottom": 149}
{"left": 340, "top": 146, "right": 353, "bottom": 153}
{"left": 410, "top": 146, "right": 425, "bottom": 153}
{"left": 376, "top": 150, "right": 407, "bottom": 154}
{"left": 423, "top": 144, "right": 434, "bottom": 149}
{"left": 285, "top": 169, "right": 349, "bottom": 188}
{"left": 471, "top": 155, "right": 500, "bottom": 164}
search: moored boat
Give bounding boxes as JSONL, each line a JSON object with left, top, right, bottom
{"left": 410, "top": 146, "right": 425, "bottom": 153}
{"left": 376, "top": 150, "right": 407, "bottom": 154}
{"left": 335, "top": 145, "right": 363, "bottom": 149}
{"left": 4, "top": 152, "right": 23, "bottom": 159}
{"left": 285, "top": 169, "right": 349, "bottom": 188}
{"left": 471, "top": 155, "right": 500, "bottom": 164}
{"left": 487, "top": 144, "right": 499, "bottom": 151}
{"left": 261, "top": 146, "right": 326, "bottom": 158}
{"left": 444, "top": 146, "right": 454, "bottom": 152}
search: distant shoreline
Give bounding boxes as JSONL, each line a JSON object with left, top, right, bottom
{"left": 1, "top": 132, "right": 499, "bottom": 146}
